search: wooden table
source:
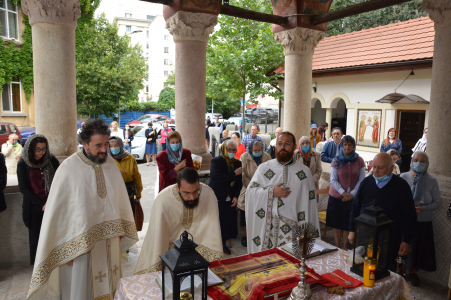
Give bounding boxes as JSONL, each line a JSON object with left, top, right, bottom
{"left": 114, "top": 248, "right": 415, "bottom": 300}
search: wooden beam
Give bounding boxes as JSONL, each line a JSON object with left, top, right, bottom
{"left": 140, "top": 0, "right": 172, "bottom": 5}
{"left": 311, "top": 0, "right": 413, "bottom": 25}
{"left": 221, "top": 5, "right": 288, "bottom": 26}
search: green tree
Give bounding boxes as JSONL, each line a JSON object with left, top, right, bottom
{"left": 75, "top": 14, "right": 147, "bottom": 118}
{"left": 164, "top": 71, "right": 175, "bottom": 87}
{"left": 326, "top": 0, "right": 426, "bottom": 37}
{"left": 158, "top": 87, "right": 175, "bottom": 109}
{"left": 206, "top": 0, "right": 284, "bottom": 120}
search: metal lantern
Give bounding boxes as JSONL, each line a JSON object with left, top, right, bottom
{"left": 351, "top": 200, "right": 393, "bottom": 280}
{"left": 160, "top": 231, "right": 210, "bottom": 300}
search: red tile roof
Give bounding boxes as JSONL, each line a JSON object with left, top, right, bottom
{"left": 272, "top": 17, "right": 434, "bottom": 74}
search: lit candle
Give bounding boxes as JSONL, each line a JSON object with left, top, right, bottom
{"left": 367, "top": 245, "right": 379, "bottom": 266}
{"left": 363, "top": 257, "right": 377, "bottom": 287}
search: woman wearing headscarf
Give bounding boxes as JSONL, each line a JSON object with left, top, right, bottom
{"left": 326, "top": 135, "right": 365, "bottom": 250}
{"left": 209, "top": 139, "right": 242, "bottom": 255}
{"left": 400, "top": 151, "right": 440, "bottom": 287}
{"left": 156, "top": 131, "right": 194, "bottom": 192}
{"left": 17, "top": 134, "right": 59, "bottom": 264}
{"left": 294, "top": 136, "right": 322, "bottom": 192}
{"left": 2, "top": 133, "right": 23, "bottom": 174}
{"left": 109, "top": 136, "right": 143, "bottom": 216}
{"left": 159, "top": 122, "right": 172, "bottom": 151}
{"left": 310, "top": 124, "right": 322, "bottom": 149}
{"left": 238, "top": 141, "right": 271, "bottom": 247}
{"left": 412, "top": 128, "right": 428, "bottom": 156}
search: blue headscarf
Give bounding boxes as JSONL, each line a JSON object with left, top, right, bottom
{"left": 331, "top": 135, "right": 359, "bottom": 169}
{"left": 410, "top": 151, "right": 429, "bottom": 205}
{"left": 165, "top": 135, "right": 183, "bottom": 165}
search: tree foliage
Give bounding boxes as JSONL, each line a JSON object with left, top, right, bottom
{"left": 206, "top": 0, "right": 284, "bottom": 111}
{"left": 326, "top": 0, "right": 426, "bottom": 37}
{"left": 75, "top": 14, "right": 147, "bottom": 118}
{"left": 158, "top": 87, "right": 175, "bottom": 109}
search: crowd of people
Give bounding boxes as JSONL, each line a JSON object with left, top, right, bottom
{"left": 0, "top": 116, "right": 443, "bottom": 299}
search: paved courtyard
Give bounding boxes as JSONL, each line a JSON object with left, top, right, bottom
{"left": 0, "top": 162, "right": 448, "bottom": 299}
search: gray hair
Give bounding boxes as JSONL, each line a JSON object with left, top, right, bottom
{"left": 299, "top": 136, "right": 310, "bottom": 143}
{"left": 253, "top": 141, "right": 263, "bottom": 148}
{"left": 226, "top": 139, "right": 237, "bottom": 148}
{"left": 413, "top": 151, "right": 428, "bottom": 162}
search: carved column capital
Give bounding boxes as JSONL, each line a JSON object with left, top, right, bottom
{"left": 166, "top": 11, "right": 218, "bottom": 43}
{"left": 22, "top": 0, "right": 81, "bottom": 28}
{"left": 274, "top": 28, "right": 324, "bottom": 56}
{"left": 423, "top": 0, "right": 451, "bottom": 29}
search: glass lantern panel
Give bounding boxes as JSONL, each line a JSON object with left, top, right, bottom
{"left": 162, "top": 266, "right": 173, "bottom": 300}
{"left": 179, "top": 272, "right": 204, "bottom": 296}
{"left": 376, "top": 228, "right": 390, "bottom": 271}
{"left": 354, "top": 223, "right": 372, "bottom": 272}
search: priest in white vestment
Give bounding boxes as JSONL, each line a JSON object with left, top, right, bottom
{"left": 27, "top": 119, "right": 138, "bottom": 300}
{"left": 135, "top": 167, "right": 223, "bottom": 274}
{"left": 246, "top": 131, "right": 320, "bottom": 253}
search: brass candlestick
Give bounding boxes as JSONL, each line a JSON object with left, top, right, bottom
{"left": 289, "top": 222, "right": 317, "bottom": 300}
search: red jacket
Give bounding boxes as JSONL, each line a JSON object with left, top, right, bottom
{"left": 157, "top": 149, "right": 194, "bottom": 192}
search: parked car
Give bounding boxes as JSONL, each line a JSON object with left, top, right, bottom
{"left": 227, "top": 116, "right": 251, "bottom": 133}
{"left": 130, "top": 123, "right": 176, "bottom": 161}
{"left": 127, "top": 114, "right": 174, "bottom": 128}
{"left": 206, "top": 109, "right": 223, "bottom": 121}
{"left": 0, "top": 122, "right": 22, "bottom": 147}
{"left": 19, "top": 121, "right": 83, "bottom": 146}
{"left": 245, "top": 107, "right": 276, "bottom": 124}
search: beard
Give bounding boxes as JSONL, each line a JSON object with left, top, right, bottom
{"left": 179, "top": 193, "right": 200, "bottom": 209}
{"left": 276, "top": 149, "right": 294, "bottom": 163}
{"left": 86, "top": 149, "right": 108, "bottom": 164}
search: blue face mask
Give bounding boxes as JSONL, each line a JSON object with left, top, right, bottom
{"left": 170, "top": 143, "right": 180, "bottom": 151}
{"left": 125, "top": 127, "right": 130, "bottom": 130}
{"left": 252, "top": 151, "right": 262, "bottom": 158}
{"left": 110, "top": 148, "right": 120, "bottom": 155}
{"left": 12, "top": 142, "right": 17, "bottom": 146}
{"left": 301, "top": 145, "right": 311, "bottom": 153}
{"left": 228, "top": 153, "right": 235, "bottom": 159}
{"left": 413, "top": 162, "right": 427, "bottom": 173}
{"left": 373, "top": 173, "right": 389, "bottom": 182}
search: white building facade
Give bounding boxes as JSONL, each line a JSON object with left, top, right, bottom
{"left": 99, "top": 0, "right": 175, "bottom": 102}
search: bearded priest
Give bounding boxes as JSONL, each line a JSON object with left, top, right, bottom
{"left": 26, "top": 119, "right": 138, "bottom": 300}
{"left": 135, "top": 167, "right": 223, "bottom": 274}
{"left": 245, "top": 132, "right": 321, "bottom": 253}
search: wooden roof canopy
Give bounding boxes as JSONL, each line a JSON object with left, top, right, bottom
{"left": 140, "top": 0, "right": 414, "bottom": 30}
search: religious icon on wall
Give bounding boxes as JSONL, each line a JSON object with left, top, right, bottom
{"left": 356, "top": 109, "right": 382, "bottom": 148}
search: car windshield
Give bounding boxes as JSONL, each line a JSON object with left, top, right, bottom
{"left": 138, "top": 115, "right": 153, "bottom": 121}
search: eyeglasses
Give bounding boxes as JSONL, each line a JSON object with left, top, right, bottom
{"left": 34, "top": 147, "right": 47, "bottom": 153}
{"left": 180, "top": 190, "right": 201, "bottom": 198}
{"left": 226, "top": 148, "right": 237, "bottom": 153}
{"left": 277, "top": 142, "right": 293, "bottom": 148}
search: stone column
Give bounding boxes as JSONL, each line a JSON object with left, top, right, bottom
{"left": 22, "top": 0, "right": 80, "bottom": 159}
{"left": 166, "top": 11, "right": 217, "bottom": 170}
{"left": 274, "top": 28, "right": 324, "bottom": 141}
{"left": 325, "top": 108, "right": 332, "bottom": 138}
{"left": 416, "top": 0, "right": 451, "bottom": 287}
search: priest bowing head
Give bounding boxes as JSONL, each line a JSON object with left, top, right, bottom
{"left": 245, "top": 131, "right": 321, "bottom": 254}
{"left": 26, "top": 119, "right": 138, "bottom": 300}
{"left": 135, "top": 167, "right": 223, "bottom": 275}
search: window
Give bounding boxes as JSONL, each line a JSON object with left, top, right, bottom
{"left": 147, "top": 15, "right": 155, "bottom": 21}
{"left": 164, "top": 35, "right": 169, "bottom": 40}
{"left": 8, "top": 124, "right": 16, "bottom": 133}
{"left": 0, "top": 0, "right": 18, "bottom": 39}
{"left": 164, "top": 47, "right": 169, "bottom": 53}
{"left": 164, "top": 70, "right": 169, "bottom": 76}
{"left": 164, "top": 59, "right": 169, "bottom": 65}
{"left": 125, "top": 13, "right": 132, "bottom": 18}
{"left": 164, "top": 83, "right": 169, "bottom": 87}
{"left": 146, "top": 42, "right": 149, "bottom": 49}
{"left": 146, "top": 64, "right": 149, "bottom": 71}
{"left": 146, "top": 30, "right": 149, "bottom": 38}
{"left": 126, "top": 25, "right": 131, "bottom": 32}
{"left": 146, "top": 86, "right": 149, "bottom": 93}
{"left": 1, "top": 81, "right": 22, "bottom": 112}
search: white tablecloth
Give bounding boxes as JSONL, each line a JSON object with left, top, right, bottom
{"left": 114, "top": 249, "right": 415, "bottom": 300}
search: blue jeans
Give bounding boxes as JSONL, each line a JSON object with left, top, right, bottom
{"left": 124, "top": 145, "right": 132, "bottom": 153}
